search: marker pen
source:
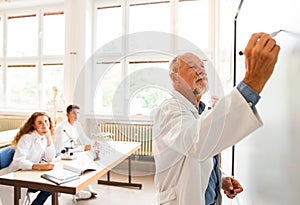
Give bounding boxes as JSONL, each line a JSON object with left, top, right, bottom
{"left": 239, "top": 30, "right": 284, "bottom": 55}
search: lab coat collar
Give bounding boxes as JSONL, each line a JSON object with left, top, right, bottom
{"left": 171, "top": 89, "right": 199, "bottom": 116}
{"left": 32, "top": 130, "right": 46, "bottom": 141}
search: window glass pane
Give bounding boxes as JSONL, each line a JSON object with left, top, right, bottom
{"left": 96, "top": 6, "right": 122, "bottom": 52}
{"left": 43, "top": 12, "right": 65, "bottom": 55}
{"left": 94, "top": 63, "right": 122, "bottom": 114}
{"left": 130, "top": 87, "right": 171, "bottom": 115}
{"left": 129, "top": 2, "right": 171, "bottom": 52}
{"left": 92, "top": 0, "right": 215, "bottom": 117}
{"left": 129, "top": 2, "right": 170, "bottom": 33}
{"left": 0, "top": 17, "right": 3, "bottom": 57}
{"left": 43, "top": 64, "right": 64, "bottom": 102}
{"left": 219, "top": 0, "right": 235, "bottom": 92}
{"left": 44, "top": 64, "right": 65, "bottom": 119}
{"left": 7, "top": 65, "right": 38, "bottom": 108}
{"left": 128, "top": 61, "right": 171, "bottom": 115}
{"left": 0, "top": 65, "right": 3, "bottom": 107}
{"left": 7, "top": 14, "right": 38, "bottom": 57}
{"left": 178, "top": 0, "right": 209, "bottom": 49}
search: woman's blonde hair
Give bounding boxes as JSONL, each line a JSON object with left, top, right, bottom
{"left": 11, "top": 112, "right": 55, "bottom": 146}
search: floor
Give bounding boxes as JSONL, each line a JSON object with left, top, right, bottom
{"left": 54, "top": 172, "right": 156, "bottom": 205}
{"left": 1, "top": 171, "right": 244, "bottom": 205}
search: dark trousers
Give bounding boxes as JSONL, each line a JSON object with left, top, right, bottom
{"left": 27, "top": 189, "right": 51, "bottom": 205}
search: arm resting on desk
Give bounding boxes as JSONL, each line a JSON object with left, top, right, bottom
{"left": 32, "top": 163, "right": 54, "bottom": 171}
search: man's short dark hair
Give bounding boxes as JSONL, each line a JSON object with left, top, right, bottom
{"left": 66, "top": 105, "right": 80, "bottom": 114}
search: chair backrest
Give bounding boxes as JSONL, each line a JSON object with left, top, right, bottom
{"left": 0, "top": 146, "right": 15, "bottom": 169}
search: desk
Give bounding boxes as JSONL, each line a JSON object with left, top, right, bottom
{"left": 0, "top": 141, "right": 141, "bottom": 205}
{"left": 0, "top": 129, "right": 18, "bottom": 148}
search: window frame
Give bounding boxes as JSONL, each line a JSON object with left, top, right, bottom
{"left": 0, "top": 5, "right": 65, "bottom": 114}
{"left": 92, "top": 0, "right": 218, "bottom": 118}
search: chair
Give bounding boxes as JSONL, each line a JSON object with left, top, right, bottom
{"left": 23, "top": 191, "right": 33, "bottom": 205}
{"left": 0, "top": 146, "right": 16, "bottom": 204}
{"left": 0, "top": 146, "right": 32, "bottom": 205}
{"left": 0, "top": 145, "right": 15, "bottom": 169}
{"left": 0, "top": 146, "right": 61, "bottom": 205}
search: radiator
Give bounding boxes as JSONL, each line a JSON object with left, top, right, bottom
{"left": 99, "top": 122, "right": 153, "bottom": 156}
{"left": 0, "top": 117, "right": 26, "bottom": 131}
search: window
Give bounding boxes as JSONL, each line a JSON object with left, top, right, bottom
{"left": 96, "top": 6, "right": 122, "bottom": 52}
{"left": 94, "top": 0, "right": 215, "bottom": 116}
{"left": 93, "top": 62, "right": 122, "bottom": 114}
{"left": 43, "top": 12, "right": 65, "bottom": 56}
{"left": 0, "top": 65, "right": 3, "bottom": 107}
{"left": 92, "top": 59, "right": 172, "bottom": 115}
{"left": 0, "top": 8, "right": 65, "bottom": 111}
{"left": 0, "top": 17, "right": 3, "bottom": 57}
{"left": 129, "top": 1, "right": 170, "bottom": 33}
{"left": 7, "top": 64, "right": 38, "bottom": 109}
{"left": 128, "top": 61, "right": 171, "bottom": 115}
{"left": 7, "top": 14, "right": 38, "bottom": 57}
{"left": 178, "top": 0, "right": 209, "bottom": 50}
{"left": 43, "top": 63, "right": 64, "bottom": 100}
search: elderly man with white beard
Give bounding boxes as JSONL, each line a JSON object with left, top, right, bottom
{"left": 151, "top": 32, "right": 280, "bottom": 205}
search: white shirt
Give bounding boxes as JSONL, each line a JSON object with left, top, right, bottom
{"left": 151, "top": 88, "right": 263, "bottom": 205}
{"left": 54, "top": 120, "right": 91, "bottom": 156}
{"left": 5, "top": 130, "right": 56, "bottom": 173}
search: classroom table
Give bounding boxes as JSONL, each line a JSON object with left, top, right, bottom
{"left": 0, "top": 141, "right": 141, "bottom": 205}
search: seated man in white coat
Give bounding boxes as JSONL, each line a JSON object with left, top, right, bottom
{"left": 55, "top": 104, "right": 98, "bottom": 200}
{"left": 151, "top": 32, "right": 280, "bottom": 205}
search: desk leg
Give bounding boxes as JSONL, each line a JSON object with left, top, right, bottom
{"left": 52, "top": 192, "right": 59, "bottom": 205}
{"left": 14, "top": 186, "right": 20, "bottom": 205}
{"left": 98, "top": 156, "right": 142, "bottom": 189}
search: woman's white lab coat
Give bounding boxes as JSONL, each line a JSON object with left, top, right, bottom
{"left": 151, "top": 88, "right": 263, "bottom": 205}
{"left": 5, "top": 130, "right": 56, "bottom": 173}
{"left": 0, "top": 131, "right": 55, "bottom": 205}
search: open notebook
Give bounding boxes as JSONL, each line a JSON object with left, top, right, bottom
{"left": 41, "top": 164, "right": 96, "bottom": 185}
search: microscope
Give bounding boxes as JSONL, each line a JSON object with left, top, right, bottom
{"left": 60, "top": 130, "right": 76, "bottom": 160}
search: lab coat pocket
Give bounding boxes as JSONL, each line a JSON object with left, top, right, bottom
{"left": 157, "top": 186, "right": 176, "bottom": 204}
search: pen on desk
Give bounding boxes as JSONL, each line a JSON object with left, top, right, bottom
{"left": 238, "top": 30, "right": 284, "bottom": 56}
{"left": 41, "top": 159, "right": 49, "bottom": 163}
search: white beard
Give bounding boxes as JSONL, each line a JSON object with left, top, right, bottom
{"left": 193, "top": 87, "right": 208, "bottom": 96}
{"left": 192, "top": 81, "right": 208, "bottom": 96}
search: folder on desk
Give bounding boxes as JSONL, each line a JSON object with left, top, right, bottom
{"left": 41, "top": 169, "right": 80, "bottom": 185}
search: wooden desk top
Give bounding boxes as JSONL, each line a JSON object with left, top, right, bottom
{"left": 0, "top": 141, "right": 141, "bottom": 194}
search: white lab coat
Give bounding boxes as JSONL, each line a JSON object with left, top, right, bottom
{"left": 4, "top": 130, "right": 55, "bottom": 173}
{"left": 0, "top": 130, "right": 55, "bottom": 205}
{"left": 54, "top": 120, "right": 91, "bottom": 156}
{"left": 151, "top": 88, "right": 263, "bottom": 205}
{"left": 54, "top": 120, "right": 95, "bottom": 195}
